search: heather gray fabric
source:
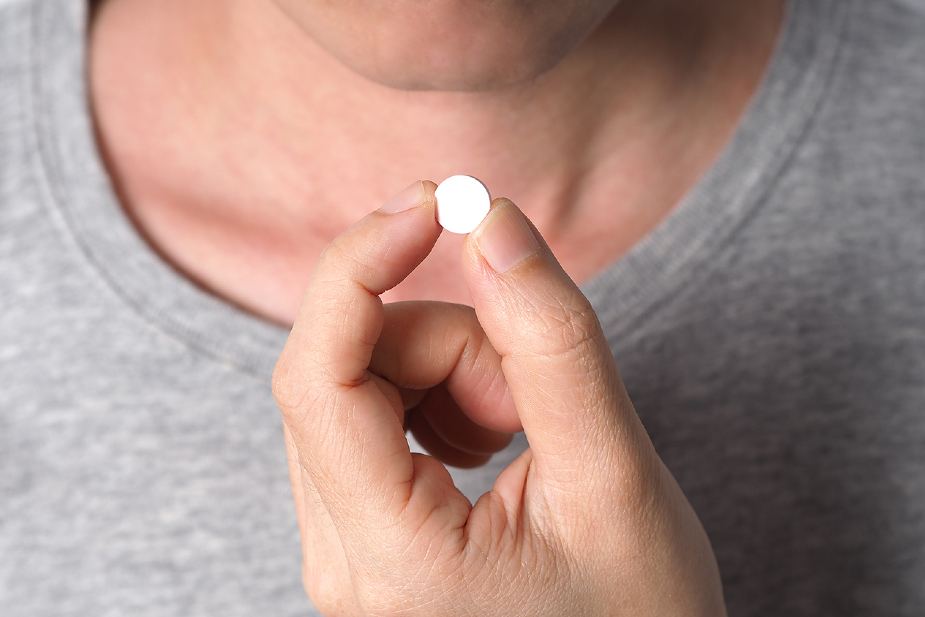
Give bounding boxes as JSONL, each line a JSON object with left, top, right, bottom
{"left": 2, "top": 0, "right": 924, "bottom": 614}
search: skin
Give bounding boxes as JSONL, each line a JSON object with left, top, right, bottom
{"left": 88, "top": 0, "right": 784, "bottom": 316}
{"left": 87, "top": 0, "right": 786, "bottom": 612}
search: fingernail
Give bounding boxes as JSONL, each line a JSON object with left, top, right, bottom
{"left": 379, "top": 180, "right": 426, "bottom": 213}
{"left": 474, "top": 200, "right": 540, "bottom": 273}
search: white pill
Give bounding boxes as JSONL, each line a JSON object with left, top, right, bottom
{"left": 435, "top": 175, "right": 491, "bottom": 234}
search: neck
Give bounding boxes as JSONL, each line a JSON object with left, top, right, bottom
{"left": 88, "top": 0, "right": 784, "bottom": 318}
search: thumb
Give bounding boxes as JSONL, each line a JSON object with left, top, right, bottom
{"left": 461, "top": 198, "right": 657, "bottom": 491}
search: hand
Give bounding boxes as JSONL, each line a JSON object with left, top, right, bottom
{"left": 271, "top": 180, "right": 726, "bottom": 616}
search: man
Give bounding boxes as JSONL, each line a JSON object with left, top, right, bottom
{"left": 1, "top": 0, "right": 923, "bottom": 614}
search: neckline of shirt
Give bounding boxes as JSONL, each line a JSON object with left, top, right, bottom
{"left": 28, "top": 0, "right": 850, "bottom": 381}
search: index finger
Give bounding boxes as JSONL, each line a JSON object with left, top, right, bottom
{"left": 271, "top": 180, "right": 441, "bottom": 526}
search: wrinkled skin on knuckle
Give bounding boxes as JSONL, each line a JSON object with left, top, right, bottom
{"left": 271, "top": 340, "right": 343, "bottom": 423}
{"left": 320, "top": 233, "right": 379, "bottom": 285}
{"left": 470, "top": 350, "right": 511, "bottom": 415}
{"left": 271, "top": 349, "right": 308, "bottom": 416}
{"left": 285, "top": 388, "right": 354, "bottom": 489}
{"left": 520, "top": 288, "right": 603, "bottom": 362}
{"left": 456, "top": 313, "right": 510, "bottom": 409}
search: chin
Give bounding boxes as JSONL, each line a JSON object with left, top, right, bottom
{"left": 272, "top": 0, "right": 618, "bottom": 91}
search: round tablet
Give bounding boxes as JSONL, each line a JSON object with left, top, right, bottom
{"left": 434, "top": 175, "right": 491, "bottom": 234}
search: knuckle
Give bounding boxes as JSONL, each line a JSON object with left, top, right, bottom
{"left": 271, "top": 351, "right": 338, "bottom": 426}
{"left": 320, "top": 234, "right": 377, "bottom": 289}
{"left": 271, "top": 351, "right": 307, "bottom": 415}
{"left": 466, "top": 336, "right": 509, "bottom": 409}
{"left": 524, "top": 292, "right": 602, "bottom": 361}
{"left": 454, "top": 305, "right": 484, "bottom": 357}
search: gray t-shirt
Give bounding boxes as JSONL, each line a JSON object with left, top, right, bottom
{"left": 2, "top": 0, "right": 924, "bottom": 615}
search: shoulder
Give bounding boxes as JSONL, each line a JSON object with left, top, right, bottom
{"left": 856, "top": 0, "right": 925, "bottom": 47}
{"left": 755, "top": 0, "right": 925, "bottom": 263}
{"left": 800, "top": 0, "right": 925, "bottom": 213}
{"left": 0, "top": 0, "right": 42, "bottom": 230}
{"left": 827, "top": 0, "right": 925, "bottom": 117}
{"left": 0, "top": 0, "right": 32, "bottom": 85}
{"left": 0, "top": 0, "right": 34, "bottom": 178}
{"left": 0, "top": 0, "right": 33, "bottom": 42}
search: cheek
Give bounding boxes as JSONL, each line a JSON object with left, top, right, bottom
{"left": 271, "top": 0, "right": 621, "bottom": 91}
